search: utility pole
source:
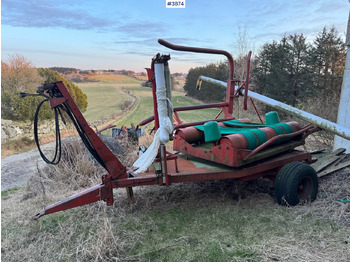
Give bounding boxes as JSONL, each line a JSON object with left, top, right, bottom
{"left": 334, "top": 9, "right": 350, "bottom": 152}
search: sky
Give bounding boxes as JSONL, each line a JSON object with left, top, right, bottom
{"left": 1, "top": 0, "right": 349, "bottom": 73}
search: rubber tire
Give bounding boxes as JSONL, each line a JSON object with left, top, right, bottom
{"left": 274, "top": 162, "right": 318, "bottom": 206}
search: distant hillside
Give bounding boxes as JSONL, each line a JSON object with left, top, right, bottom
{"left": 49, "top": 67, "right": 185, "bottom": 84}
{"left": 49, "top": 67, "right": 147, "bottom": 83}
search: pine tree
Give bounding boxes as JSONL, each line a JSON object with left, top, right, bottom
{"left": 308, "top": 26, "right": 345, "bottom": 97}
{"left": 254, "top": 34, "right": 312, "bottom": 107}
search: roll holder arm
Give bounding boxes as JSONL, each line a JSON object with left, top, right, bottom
{"left": 158, "top": 39, "right": 237, "bottom": 117}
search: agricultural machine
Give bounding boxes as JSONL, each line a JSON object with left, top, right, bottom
{"left": 27, "top": 39, "right": 350, "bottom": 220}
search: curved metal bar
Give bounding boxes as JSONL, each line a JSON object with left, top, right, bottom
{"left": 158, "top": 39, "right": 234, "bottom": 80}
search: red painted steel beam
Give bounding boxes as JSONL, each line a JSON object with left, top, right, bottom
{"left": 174, "top": 102, "right": 229, "bottom": 112}
{"left": 138, "top": 102, "right": 230, "bottom": 127}
{"left": 146, "top": 62, "right": 160, "bottom": 130}
{"left": 168, "top": 151, "right": 310, "bottom": 183}
{"left": 33, "top": 183, "right": 109, "bottom": 220}
{"left": 139, "top": 115, "right": 155, "bottom": 126}
{"left": 243, "top": 51, "right": 252, "bottom": 110}
{"left": 49, "top": 97, "right": 66, "bottom": 108}
{"left": 113, "top": 176, "right": 162, "bottom": 188}
{"left": 32, "top": 150, "right": 310, "bottom": 219}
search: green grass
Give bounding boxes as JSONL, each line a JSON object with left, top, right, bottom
{"left": 116, "top": 88, "right": 221, "bottom": 127}
{"left": 78, "top": 77, "right": 229, "bottom": 128}
{"left": 1, "top": 187, "right": 21, "bottom": 200}
{"left": 115, "top": 88, "right": 155, "bottom": 126}
{"left": 172, "top": 94, "right": 220, "bottom": 123}
{"left": 78, "top": 80, "right": 141, "bottom": 123}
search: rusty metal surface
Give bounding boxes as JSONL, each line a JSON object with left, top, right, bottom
{"left": 159, "top": 39, "right": 237, "bottom": 117}
{"left": 33, "top": 81, "right": 128, "bottom": 219}
{"left": 33, "top": 184, "right": 107, "bottom": 220}
{"left": 31, "top": 40, "right": 319, "bottom": 220}
{"left": 158, "top": 39, "right": 234, "bottom": 80}
{"left": 173, "top": 132, "right": 309, "bottom": 168}
{"left": 167, "top": 150, "right": 310, "bottom": 183}
{"left": 174, "top": 117, "right": 235, "bottom": 130}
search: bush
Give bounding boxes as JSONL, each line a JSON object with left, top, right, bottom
{"left": 38, "top": 68, "right": 88, "bottom": 112}
{"left": 120, "top": 100, "right": 132, "bottom": 110}
{"left": 1, "top": 55, "right": 88, "bottom": 121}
{"left": 1, "top": 90, "right": 53, "bottom": 121}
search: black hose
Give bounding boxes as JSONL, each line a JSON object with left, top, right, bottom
{"left": 34, "top": 96, "right": 107, "bottom": 170}
{"left": 34, "top": 99, "right": 61, "bottom": 165}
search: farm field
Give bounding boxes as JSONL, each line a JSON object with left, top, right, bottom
{"left": 78, "top": 76, "right": 142, "bottom": 123}
{"left": 115, "top": 88, "right": 220, "bottom": 127}
{"left": 78, "top": 75, "right": 220, "bottom": 129}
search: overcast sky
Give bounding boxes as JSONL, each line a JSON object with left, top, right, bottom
{"left": 2, "top": 0, "right": 349, "bottom": 73}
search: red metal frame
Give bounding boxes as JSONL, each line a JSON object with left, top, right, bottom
{"left": 32, "top": 40, "right": 315, "bottom": 220}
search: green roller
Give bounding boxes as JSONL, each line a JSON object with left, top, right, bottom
{"left": 265, "top": 111, "right": 280, "bottom": 125}
{"left": 195, "top": 117, "right": 297, "bottom": 149}
{"left": 241, "top": 129, "right": 267, "bottom": 150}
{"left": 203, "top": 121, "right": 221, "bottom": 142}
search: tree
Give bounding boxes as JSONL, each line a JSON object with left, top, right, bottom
{"left": 1, "top": 54, "right": 43, "bottom": 92}
{"left": 305, "top": 27, "right": 346, "bottom": 124}
{"left": 233, "top": 24, "right": 255, "bottom": 82}
{"left": 1, "top": 55, "right": 50, "bottom": 120}
{"left": 308, "top": 27, "right": 345, "bottom": 97}
{"left": 183, "top": 62, "right": 228, "bottom": 102}
{"left": 253, "top": 26, "right": 345, "bottom": 141}
{"left": 1, "top": 91, "right": 53, "bottom": 121}
{"left": 38, "top": 68, "right": 88, "bottom": 112}
{"left": 254, "top": 34, "right": 312, "bottom": 107}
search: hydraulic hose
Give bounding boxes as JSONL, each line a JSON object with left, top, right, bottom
{"left": 34, "top": 98, "right": 61, "bottom": 165}
{"left": 33, "top": 98, "right": 107, "bottom": 169}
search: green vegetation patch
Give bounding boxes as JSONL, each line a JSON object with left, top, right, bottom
{"left": 1, "top": 136, "right": 36, "bottom": 156}
{"left": 1, "top": 187, "right": 21, "bottom": 200}
{"left": 78, "top": 82, "right": 133, "bottom": 122}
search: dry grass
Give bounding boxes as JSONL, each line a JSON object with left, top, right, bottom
{"left": 1, "top": 129, "right": 77, "bottom": 158}
{"left": 135, "top": 75, "right": 149, "bottom": 81}
{"left": 1, "top": 137, "right": 36, "bottom": 158}
{"left": 2, "top": 172, "right": 350, "bottom": 261}
{"left": 22, "top": 138, "right": 102, "bottom": 201}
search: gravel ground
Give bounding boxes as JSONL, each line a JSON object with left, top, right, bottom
{"left": 1, "top": 142, "right": 55, "bottom": 191}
